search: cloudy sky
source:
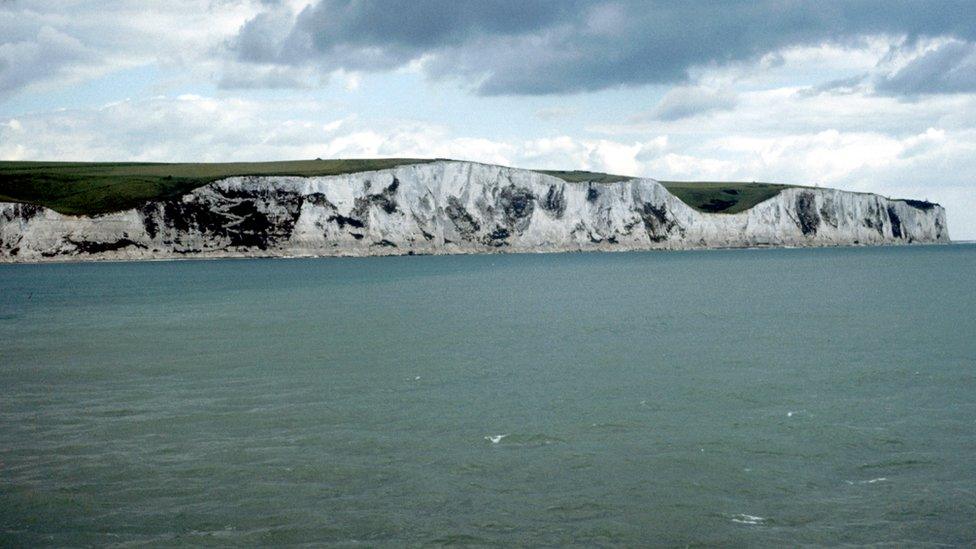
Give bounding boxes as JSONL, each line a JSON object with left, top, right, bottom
{"left": 2, "top": 0, "right": 975, "bottom": 238}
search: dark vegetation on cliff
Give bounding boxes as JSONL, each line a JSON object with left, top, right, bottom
{"left": 0, "top": 159, "right": 938, "bottom": 217}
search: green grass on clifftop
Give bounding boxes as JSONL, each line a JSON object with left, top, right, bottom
{"left": 535, "top": 170, "right": 634, "bottom": 184}
{"left": 658, "top": 181, "right": 796, "bottom": 214}
{"left": 1, "top": 158, "right": 801, "bottom": 216}
{"left": 0, "top": 159, "right": 433, "bottom": 216}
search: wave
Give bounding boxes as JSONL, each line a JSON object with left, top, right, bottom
{"left": 484, "top": 433, "right": 564, "bottom": 447}
{"left": 846, "top": 477, "right": 888, "bottom": 485}
{"left": 730, "top": 514, "right": 766, "bottom": 525}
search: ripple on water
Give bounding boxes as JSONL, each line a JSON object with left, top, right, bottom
{"left": 588, "top": 421, "right": 644, "bottom": 432}
{"left": 545, "top": 501, "right": 610, "bottom": 521}
{"left": 730, "top": 513, "right": 766, "bottom": 525}
{"left": 483, "top": 433, "right": 565, "bottom": 447}
{"left": 846, "top": 477, "right": 888, "bottom": 485}
{"left": 427, "top": 533, "right": 493, "bottom": 545}
{"left": 859, "top": 458, "right": 933, "bottom": 470}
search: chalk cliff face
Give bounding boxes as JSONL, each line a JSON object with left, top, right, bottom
{"left": 0, "top": 161, "right": 950, "bottom": 262}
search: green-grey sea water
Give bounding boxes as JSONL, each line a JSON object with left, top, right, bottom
{"left": 2, "top": 245, "right": 975, "bottom": 546}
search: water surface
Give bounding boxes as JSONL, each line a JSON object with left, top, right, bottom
{"left": 2, "top": 245, "right": 975, "bottom": 546}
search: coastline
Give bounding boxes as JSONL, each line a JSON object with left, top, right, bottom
{"left": 1, "top": 161, "right": 950, "bottom": 263}
{"left": 0, "top": 239, "right": 959, "bottom": 266}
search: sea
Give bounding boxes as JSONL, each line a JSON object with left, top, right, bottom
{"left": 1, "top": 244, "right": 974, "bottom": 546}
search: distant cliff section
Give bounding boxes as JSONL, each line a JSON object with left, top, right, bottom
{"left": 0, "top": 161, "right": 950, "bottom": 262}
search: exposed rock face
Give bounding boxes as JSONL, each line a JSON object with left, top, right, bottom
{"left": 0, "top": 161, "right": 950, "bottom": 262}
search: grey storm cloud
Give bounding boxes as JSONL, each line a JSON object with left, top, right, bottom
{"left": 876, "top": 40, "right": 976, "bottom": 95}
{"left": 229, "top": 0, "right": 976, "bottom": 95}
{"left": 796, "top": 74, "right": 868, "bottom": 98}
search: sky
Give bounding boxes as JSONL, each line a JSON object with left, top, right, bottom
{"left": 1, "top": 1, "right": 975, "bottom": 238}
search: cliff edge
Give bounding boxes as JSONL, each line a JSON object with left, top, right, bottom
{"left": 0, "top": 160, "right": 949, "bottom": 262}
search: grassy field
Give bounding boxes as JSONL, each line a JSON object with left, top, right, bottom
{"left": 1, "top": 158, "right": 794, "bottom": 216}
{"left": 658, "top": 181, "right": 795, "bottom": 214}
{"left": 535, "top": 169, "right": 634, "bottom": 184}
{"left": 0, "top": 159, "right": 433, "bottom": 216}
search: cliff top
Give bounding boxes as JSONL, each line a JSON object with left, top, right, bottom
{"left": 0, "top": 158, "right": 434, "bottom": 216}
{"left": 0, "top": 158, "right": 936, "bottom": 217}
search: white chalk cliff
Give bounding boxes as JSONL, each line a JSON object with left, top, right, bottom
{"left": 0, "top": 161, "right": 950, "bottom": 262}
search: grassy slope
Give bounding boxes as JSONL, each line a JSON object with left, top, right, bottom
{"left": 535, "top": 169, "right": 634, "bottom": 184}
{"left": 0, "top": 159, "right": 433, "bottom": 216}
{"left": 657, "top": 181, "right": 796, "bottom": 214}
{"left": 1, "top": 158, "right": 850, "bottom": 216}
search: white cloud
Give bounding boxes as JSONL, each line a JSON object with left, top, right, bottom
{"left": 595, "top": 80, "right": 976, "bottom": 139}
{"left": 321, "top": 118, "right": 346, "bottom": 132}
{"left": 340, "top": 71, "right": 362, "bottom": 91}
{"left": 639, "top": 86, "right": 738, "bottom": 122}
{"left": 0, "top": 0, "right": 265, "bottom": 99}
